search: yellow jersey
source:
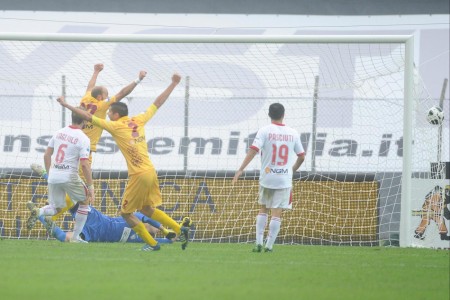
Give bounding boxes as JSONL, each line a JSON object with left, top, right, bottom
{"left": 91, "top": 104, "right": 158, "bottom": 175}
{"left": 79, "top": 92, "right": 117, "bottom": 151}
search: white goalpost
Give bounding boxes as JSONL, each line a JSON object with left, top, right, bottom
{"left": 2, "top": 32, "right": 445, "bottom": 247}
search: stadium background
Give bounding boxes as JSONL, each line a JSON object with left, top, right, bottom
{"left": 0, "top": 0, "right": 448, "bottom": 246}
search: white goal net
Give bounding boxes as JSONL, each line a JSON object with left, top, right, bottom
{"left": 0, "top": 33, "right": 447, "bottom": 246}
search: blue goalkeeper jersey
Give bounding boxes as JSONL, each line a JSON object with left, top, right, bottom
{"left": 71, "top": 207, "right": 144, "bottom": 242}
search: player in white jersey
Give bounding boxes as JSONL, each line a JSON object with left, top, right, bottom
{"left": 26, "top": 109, "right": 95, "bottom": 243}
{"left": 233, "top": 103, "right": 305, "bottom": 252}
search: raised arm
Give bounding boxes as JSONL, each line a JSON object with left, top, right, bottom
{"left": 57, "top": 96, "right": 93, "bottom": 122}
{"left": 114, "top": 70, "right": 147, "bottom": 102}
{"left": 86, "top": 63, "right": 104, "bottom": 93}
{"left": 153, "top": 73, "right": 181, "bottom": 108}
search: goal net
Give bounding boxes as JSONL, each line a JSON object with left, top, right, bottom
{"left": 0, "top": 33, "right": 445, "bottom": 246}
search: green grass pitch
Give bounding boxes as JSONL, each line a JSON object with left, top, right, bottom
{"left": 0, "top": 239, "right": 448, "bottom": 300}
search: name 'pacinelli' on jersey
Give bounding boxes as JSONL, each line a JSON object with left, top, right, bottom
{"left": 251, "top": 123, "right": 305, "bottom": 189}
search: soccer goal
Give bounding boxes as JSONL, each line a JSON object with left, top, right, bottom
{"left": 0, "top": 32, "right": 445, "bottom": 247}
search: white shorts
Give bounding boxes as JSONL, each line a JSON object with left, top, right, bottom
{"left": 48, "top": 178, "right": 87, "bottom": 208}
{"left": 258, "top": 186, "right": 293, "bottom": 209}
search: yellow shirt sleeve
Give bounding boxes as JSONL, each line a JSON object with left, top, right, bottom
{"left": 91, "top": 115, "right": 115, "bottom": 133}
{"left": 134, "top": 104, "right": 158, "bottom": 124}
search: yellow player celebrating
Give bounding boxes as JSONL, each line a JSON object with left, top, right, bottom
{"left": 32, "top": 64, "right": 147, "bottom": 220}
{"left": 56, "top": 73, "right": 191, "bottom": 251}
{"left": 80, "top": 64, "right": 147, "bottom": 154}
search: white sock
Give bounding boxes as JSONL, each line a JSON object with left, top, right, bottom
{"left": 255, "top": 213, "right": 268, "bottom": 245}
{"left": 71, "top": 205, "right": 89, "bottom": 240}
{"left": 265, "top": 217, "right": 281, "bottom": 250}
{"left": 39, "top": 205, "right": 57, "bottom": 217}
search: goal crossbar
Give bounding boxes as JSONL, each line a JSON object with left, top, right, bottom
{"left": 0, "top": 32, "right": 412, "bottom": 44}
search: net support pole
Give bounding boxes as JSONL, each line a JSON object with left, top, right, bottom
{"left": 311, "top": 75, "right": 319, "bottom": 172}
{"left": 437, "top": 78, "right": 448, "bottom": 165}
{"left": 400, "top": 36, "right": 414, "bottom": 247}
{"left": 61, "top": 75, "right": 66, "bottom": 128}
{"left": 184, "top": 76, "right": 190, "bottom": 173}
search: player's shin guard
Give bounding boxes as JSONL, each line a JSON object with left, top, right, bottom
{"left": 151, "top": 209, "right": 181, "bottom": 234}
{"left": 132, "top": 222, "right": 158, "bottom": 246}
{"left": 265, "top": 217, "right": 281, "bottom": 250}
{"left": 255, "top": 213, "right": 268, "bottom": 246}
{"left": 71, "top": 205, "right": 89, "bottom": 240}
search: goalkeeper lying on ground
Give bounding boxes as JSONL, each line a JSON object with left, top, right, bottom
{"left": 27, "top": 201, "right": 177, "bottom": 243}
{"left": 29, "top": 163, "right": 187, "bottom": 244}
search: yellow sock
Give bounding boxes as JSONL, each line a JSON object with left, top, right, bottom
{"left": 151, "top": 209, "right": 181, "bottom": 234}
{"left": 132, "top": 222, "right": 158, "bottom": 246}
{"left": 51, "top": 194, "right": 73, "bottom": 221}
{"left": 160, "top": 227, "right": 169, "bottom": 236}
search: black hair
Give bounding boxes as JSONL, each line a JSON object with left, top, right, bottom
{"left": 268, "top": 103, "right": 285, "bottom": 120}
{"left": 110, "top": 102, "right": 129, "bottom": 117}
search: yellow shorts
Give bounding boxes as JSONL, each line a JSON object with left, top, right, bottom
{"left": 121, "top": 170, "right": 162, "bottom": 214}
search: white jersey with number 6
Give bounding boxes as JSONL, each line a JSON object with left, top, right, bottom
{"left": 47, "top": 125, "right": 91, "bottom": 184}
{"left": 250, "top": 122, "right": 304, "bottom": 189}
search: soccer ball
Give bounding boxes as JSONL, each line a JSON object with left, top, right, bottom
{"left": 426, "top": 106, "right": 444, "bottom": 125}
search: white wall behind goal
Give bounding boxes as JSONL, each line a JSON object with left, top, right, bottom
{"left": 0, "top": 12, "right": 448, "bottom": 173}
